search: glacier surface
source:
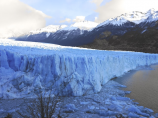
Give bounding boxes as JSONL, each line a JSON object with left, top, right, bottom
{"left": 0, "top": 39, "right": 158, "bottom": 98}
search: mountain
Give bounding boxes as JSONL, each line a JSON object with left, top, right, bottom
{"left": 0, "top": 25, "right": 67, "bottom": 39}
{"left": 42, "top": 21, "right": 99, "bottom": 46}
{"left": 82, "top": 9, "right": 158, "bottom": 53}
{"left": 16, "top": 21, "right": 98, "bottom": 44}
{"left": 107, "top": 21, "right": 158, "bottom": 53}
{"left": 16, "top": 8, "right": 158, "bottom": 49}
{"left": 16, "top": 25, "right": 67, "bottom": 41}
{"left": 29, "top": 25, "right": 67, "bottom": 34}
{"left": 96, "top": 9, "right": 156, "bottom": 27}
{"left": 41, "top": 18, "right": 137, "bottom": 46}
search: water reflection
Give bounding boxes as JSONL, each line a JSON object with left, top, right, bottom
{"left": 114, "top": 65, "right": 158, "bottom": 113}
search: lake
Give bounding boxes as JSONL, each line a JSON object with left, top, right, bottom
{"left": 114, "top": 64, "right": 158, "bottom": 113}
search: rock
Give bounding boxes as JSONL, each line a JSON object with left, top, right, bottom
{"left": 98, "top": 111, "right": 109, "bottom": 116}
{"left": 128, "top": 112, "right": 140, "bottom": 118}
{"left": 100, "top": 106, "right": 108, "bottom": 110}
{"left": 96, "top": 107, "right": 99, "bottom": 109}
{"left": 80, "top": 102, "right": 89, "bottom": 105}
{"left": 85, "top": 110, "right": 94, "bottom": 114}
{"left": 133, "top": 102, "right": 139, "bottom": 105}
{"left": 108, "top": 104, "right": 116, "bottom": 110}
{"left": 105, "top": 99, "right": 111, "bottom": 105}
{"left": 128, "top": 106, "right": 150, "bottom": 117}
{"left": 115, "top": 105, "right": 123, "bottom": 112}
{"left": 92, "top": 102, "right": 98, "bottom": 105}
{"left": 94, "top": 109, "right": 109, "bottom": 116}
{"left": 154, "top": 113, "right": 158, "bottom": 117}
{"left": 110, "top": 96, "right": 116, "bottom": 101}
{"left": 143, "top": 107, "right": 154, "bottom": 113}
{"left": 149, "top": 116, "right": 156, "bottom": 118}
{"left": 88, "top": 106, "right": 95, "bottom": 110}
{"left": 63, "top": 104, "right": 78, "bottom": 113}
{"left": 125, "top": 91, "right": 131, "bottom": 94}
{"left": 114, "top": 84, "right": 127, "bottom": 88}
{"left": 108, "top": 111, "right": 118, "bottom": 116}
{"left": 116, "top": 97, "right": 130, "bottom": 101}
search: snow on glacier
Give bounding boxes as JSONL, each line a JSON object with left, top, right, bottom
{"left": 0, "top": 39, "right": 158, "bottom": 98}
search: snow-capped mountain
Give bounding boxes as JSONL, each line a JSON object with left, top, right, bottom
{"left": 16, "top": 25, "right": 67, "bottom": 41}
{"left": 146, "top": 9, "right": 158, "bottom": 22}
{"left": 16, "top": 8, "right": 158, "bottom": 46}
{"left": 96, "top": 8, "right": 158, "bottom": 27}
{"left": 22, "top": 20, "right": 98, "bottom": 36}
{"left": 78, "top": 8, "right": 158, "bottom": 47}
{"left": 16, "top": 21, "right": 98, "bottom": 44}
{"left": 83, "top": 9, "right": 158, "bottom": 53}
{"left": 29, "top": 25, "right": 67, "bottom": 34}
{"left": 26, "top": 25, "right": 67, "bottom": 39}
{"left": 0, "top": 25, "right": 67, "bottom": 39}
{"left": 46, "top": 8, "right": 158, "bottom": 45}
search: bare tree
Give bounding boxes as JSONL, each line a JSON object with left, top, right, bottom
{"left": 4, "top": 113, "right": 12, "bottom": 118}
{"left": 17, "top": 90, "right": 61, "bottom": 118}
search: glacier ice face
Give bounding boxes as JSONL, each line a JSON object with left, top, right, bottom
{"left": 0, "top": 40, "right": 158, "bottom": 98}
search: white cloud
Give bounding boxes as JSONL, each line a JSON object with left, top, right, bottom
{"left": 91, "top": 0, "right": 104, "bottom": 6}
{"left": 0, "top": 0, "right": 51, "bottom": 38}
{"left": 73, "top": 16, "right": 85, "bottom": 22}
{"left": 60, "top": 18, "right": 71, "bottom": 23}
{"left": 19, "top": 0, "right": 41, "bottom": 5}
{"left": 94, "top": 0, "right": 158, "bottom": 23}
{"left": 95, "top": 17, "right": 98, "bottom": 21}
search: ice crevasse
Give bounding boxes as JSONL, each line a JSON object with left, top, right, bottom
{"left": 0, "top": 40, "right": 158, "bottom": 98}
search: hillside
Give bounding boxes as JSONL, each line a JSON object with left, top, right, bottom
{"left": 81, "top": 21, "right": 158, "bottom": 53}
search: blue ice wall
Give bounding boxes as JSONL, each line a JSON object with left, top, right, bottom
{"left": 0, "top": 41, "right": 158, "bottom": 97}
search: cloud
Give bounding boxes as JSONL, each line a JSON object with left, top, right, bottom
{"left": 91, "top": 0, "right": 104, "bottom": 6}
{"left": 73, "top": 16, "right": 85, "bottom": 22}
{"left": 19, "top": 0, "right": 41, "bottom": 5}
{"left": 60, "top": 18, "right": 71, "bottom": 23}
{"left": 94, "top": 0, "right": 158, "bottom": 23}
{"left": 95, "top": 17, "right": 98, "bottom": 21}
{"left": 0, "top": 0, "right": 51, "bottom": 38}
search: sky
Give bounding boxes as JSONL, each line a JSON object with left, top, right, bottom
{"left": 19, "top": 0, "right": 100, "bottom": 26}
{"left": 1, "top": 0, "right": 158, "bottom": 37}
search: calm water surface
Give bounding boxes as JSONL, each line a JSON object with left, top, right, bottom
{"left": 114, "top": 64, "right": 158, "bottom": 113}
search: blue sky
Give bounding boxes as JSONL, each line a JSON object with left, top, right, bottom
{"left": 19, "top": 0, "right": 101, "bottom": 26}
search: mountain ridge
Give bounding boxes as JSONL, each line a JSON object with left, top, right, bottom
{"left": 14, "top": 8, "right": 158, "bottom": 51}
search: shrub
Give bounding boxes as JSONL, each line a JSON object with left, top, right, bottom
{"left": 17, "top": 92, "right": 60, "bottom": 118}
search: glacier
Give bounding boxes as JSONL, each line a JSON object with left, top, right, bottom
{"left": 0, "top": 39, "right": 158, "bottom": 98}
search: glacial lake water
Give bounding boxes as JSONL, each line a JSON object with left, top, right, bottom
{"left": 114, "top": 64, "right": 158, "bottom": 113}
